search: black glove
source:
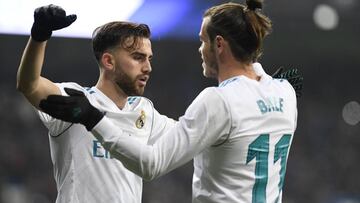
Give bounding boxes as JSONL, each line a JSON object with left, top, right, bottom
{"left": 272, "top": 67, "right": 303, "bottom": 98}
{"left": 31, "top": 4, "right": 77, "bottom": 42}
{"left": 39, "top": 88, "right": 104, "bottom": 131}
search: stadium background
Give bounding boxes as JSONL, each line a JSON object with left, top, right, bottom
{"left": 0, "top": 0, "right": 359, "bottom": 202}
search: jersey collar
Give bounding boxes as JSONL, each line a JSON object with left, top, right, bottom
{"left": 218, "top": 63, "right": 271, "bottom": 87}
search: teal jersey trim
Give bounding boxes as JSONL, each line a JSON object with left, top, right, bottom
{"left": 84, "top": 87, "right": 95, "bottom": 94}
{"left": 127, "top": 96, "right": 139, "bottom": 105}
{"left": 219, "top": 77, "right": 239, "bottom": 87}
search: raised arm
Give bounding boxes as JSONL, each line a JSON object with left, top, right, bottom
{"left": 17, "top": 38, "right": 59, "bottom": 109}
{"left": 16, "top": 4, "right": 77, "bottom": 109}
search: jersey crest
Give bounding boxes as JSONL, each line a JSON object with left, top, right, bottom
{"left": 135, "top": 110, "right": 146, "bottom": 129}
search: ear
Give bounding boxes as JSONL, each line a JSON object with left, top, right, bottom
{"left": 215, "top": 35, "right": 225, "bottom": 53}
{"left": 101, "top": 52, "right": 115, "bottom": 71}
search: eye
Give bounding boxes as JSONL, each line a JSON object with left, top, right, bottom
{"left": 133, "top": 54, "right": 145, "bottom": 61}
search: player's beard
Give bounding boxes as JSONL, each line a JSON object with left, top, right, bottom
{"left": 115, "top": 69, "right": 145, "bottom": 96}
{"left": 203, "top": 43, "right": 219, "bottom": 78}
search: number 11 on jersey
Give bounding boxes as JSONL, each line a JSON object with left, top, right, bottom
{"left": 246, "top": 134, "right": 292, "bottom": 203}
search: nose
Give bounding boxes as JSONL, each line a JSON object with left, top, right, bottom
{"left": 143, "top": 59, "right": 152, "bottom": 73}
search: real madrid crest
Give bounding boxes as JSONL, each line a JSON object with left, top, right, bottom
{"left": 135, "top": 110, "right": 146, "bottom": 129}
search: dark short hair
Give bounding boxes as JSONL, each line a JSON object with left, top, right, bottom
{"left": 92, "top": 21, "right": 151, "bottom": 63}
{"left": 204, "top": 1, "right": 272, "bottom": 63}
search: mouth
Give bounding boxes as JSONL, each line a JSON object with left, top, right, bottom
{"left": 137, "top": 75, "right": 149, "bottom": 86}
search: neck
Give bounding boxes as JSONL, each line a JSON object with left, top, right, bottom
{"left": 217, "top": 60, "right": 260, "bottom": 84}
{"left": 95, "top": 77, "right": 127, "bottom": 109}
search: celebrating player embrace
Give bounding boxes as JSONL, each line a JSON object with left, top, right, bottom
{"left": 38, "top": 1, "right": 302, "bottom": 203}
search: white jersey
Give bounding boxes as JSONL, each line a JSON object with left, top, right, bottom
{"left": 91, "top": 63, "right": 298, "bottom": 203}
{"left": 38, "top": 82, "right": 175, "bottom": 203}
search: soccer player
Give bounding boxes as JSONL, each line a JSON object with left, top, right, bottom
{"left": 16, "top": 4, "right": 176, "bottom": 203}
{"left": 40, "top": 1, "right": 299, "bottom": 202}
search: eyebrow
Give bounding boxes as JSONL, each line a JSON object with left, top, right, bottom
{"left": 131, "top": 51, "right": 153, "bottom": 58}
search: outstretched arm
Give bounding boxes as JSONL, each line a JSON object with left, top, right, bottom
{"left": 16, "top": 4, "right": 77, "bottom": 109}
{"left": 39, "top": 88, "right": 231, "bottom": 180}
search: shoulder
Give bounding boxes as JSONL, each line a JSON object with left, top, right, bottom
{"left": 180, "top": 87, "right": 232, "bottom": 141}
{"left": 272, "top": 79, "right": 296, "bottom": 100}
{"left": 193, "top": 87, "right": 223, "bottom": 104}
{"left": 55, "top": 82, "right": 100, "bottom": 99}
{"left": 203, "top": 87, "right": 231, "bottom": 106}
{"left": 272, "top": 78, "right": 291, "bottom": 87}
{"left": 187, "top": 87, "right": 229, "bottom": 115}
{"left": 55, "top": 82, "right": 83, "bottom": 90}
{"left": 197, "top": 87, "right": 223, "bottom": 100}
{"left": 127, "top": 96, "right": 154, "bottom": 110}
{"left": 54, "top": 82, "right": 89, "bottom": 96}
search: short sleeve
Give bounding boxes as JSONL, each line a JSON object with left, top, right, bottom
{"left": 37, "top": 82, "right": 85, "bottom": 136}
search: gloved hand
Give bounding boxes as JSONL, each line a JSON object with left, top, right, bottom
{"left": 272, "top": 67, "right": 303, "bottom": 98}
{"left": 39, "top": 88, "right": 104, "bottom": 131}
{"left": 31, "top": 4, "right": 77, "bottom": 42}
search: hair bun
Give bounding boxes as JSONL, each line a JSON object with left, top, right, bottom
{"left": 246, "top": 0, "right": 263, "bottom": 10}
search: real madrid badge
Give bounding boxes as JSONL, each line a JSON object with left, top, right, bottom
{"left": 135, "top": 110, "right": 146, "bottom": 129}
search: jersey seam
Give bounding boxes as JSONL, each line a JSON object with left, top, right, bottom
{"left": 49, "top": 123, "right": 74, "bottom": 137}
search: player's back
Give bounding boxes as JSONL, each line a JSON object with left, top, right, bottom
{"left": 192, "top": 67, "right": 297, "bottom": 203}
